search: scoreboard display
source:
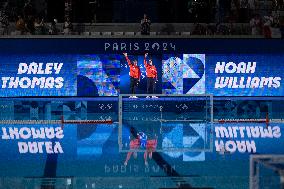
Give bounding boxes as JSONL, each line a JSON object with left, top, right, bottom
{"left": 0, "top": 39, "right": 284, "bottom": 97}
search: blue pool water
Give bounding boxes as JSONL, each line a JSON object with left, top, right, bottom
{"left": 0, "top": 97, "right": 283, "bottom": 189}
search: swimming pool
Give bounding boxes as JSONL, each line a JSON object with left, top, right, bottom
{"left": 0, "top": 97, "right": 283, "bottom": 189}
